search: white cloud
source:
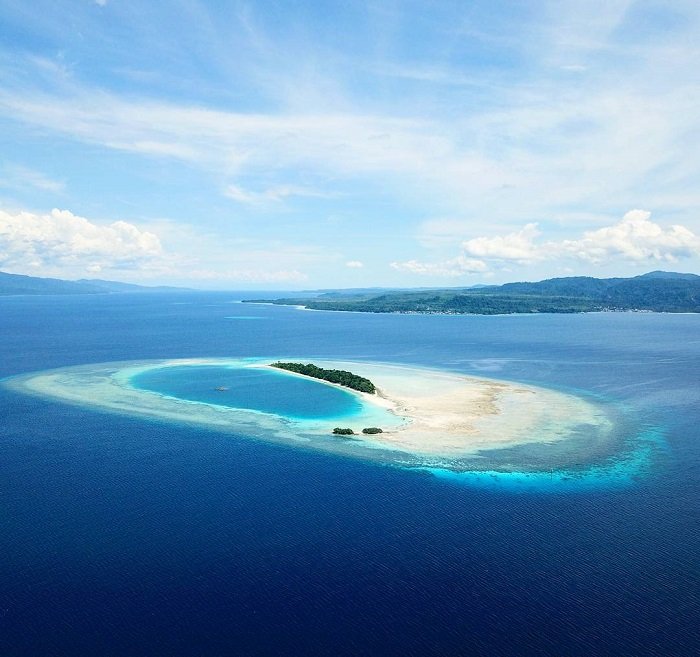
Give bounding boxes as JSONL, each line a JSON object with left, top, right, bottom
{"left": 0, "top": 207, "right": 163, "bottom": 273}
{"left": 223, "top": 185, "right": 260, "bottom": 205}
{"left": 463, "top": 223, "right": 544, "bottom": 263}
{"left": 106, "top": 140, "right": 198, "bottom": 160}
{"left": 4, "top": 48, "right": 700, "bottom": 230}
{"left": 0, "top": 207, "right": 315, "bottom": 285}
{"left": 559, "top": 210, "right": 700, "bottom": 263}
{"left": 459, "top": 210, "right": 700, "bottom": 267}
{"left": 391, "top": 255, "right": 489, "bottom": 277}
{"left": 223, "top": 183, "right": 328, "bottom": 206}
{"left": 398, "top": 210, "right": 700, "bottom": 278}
{"left": 1, "top": 165, "right": 65, "bottom": 193}
{"left": 345, "top": 260, "right": 363, "bottom": 268}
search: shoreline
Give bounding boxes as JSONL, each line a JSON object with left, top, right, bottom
{"left": 241, "top": 300, "right": 690, "bottom": 317}
{"left": 274, "top": 359, "right": 612, "bottom": 457}
{"left": 2, "top": 357, "right": 614, "bottom": 466}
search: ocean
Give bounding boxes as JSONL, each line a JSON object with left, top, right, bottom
{"left": 1, "top": 293, "right": 698, "bottom": 656}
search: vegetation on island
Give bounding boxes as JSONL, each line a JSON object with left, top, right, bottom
{"left": 245, "top": 272, "right": 700, "bottom": 315}
{"left": 332, "top": 427, "right": 384, "bottom": 437}
{"left": 271, "top": 362, "right": 376, "bottom": 394}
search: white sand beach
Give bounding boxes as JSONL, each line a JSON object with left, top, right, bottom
{"left": 268, "top": 360, "right": 610, "bottom": 457}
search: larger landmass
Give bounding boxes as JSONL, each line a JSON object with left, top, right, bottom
{"left": 244, "top": 271, "right": 700, "bottom": 314}
{"left": 5, "top": 269, "right": 699, "bottom": 313}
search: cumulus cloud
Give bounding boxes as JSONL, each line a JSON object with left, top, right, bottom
{"left": 459, "top": 210, "right": 700, "bottom": 267}
{"left": 391, "top": 255, "right": 489, "bottom": 277}
{"left": 345, "top": 260, "right": 364, "bottom": 268}
{"left": 0, "top": 207, "right": 163, "bottom": 273}
{"left": 559, "top": 210, "right": 700, "bottom": 263}
{"left": 463, "top": 223, "right": 544, "bottom": 263}
{"left": 398, "top": 210, "right": 700, "bottom": 277}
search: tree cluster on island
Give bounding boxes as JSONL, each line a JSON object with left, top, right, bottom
{"left": 271, "top": 362, "right": 376, "bottom": 394}
{"left": 331, "top": 427, "right": 384, "bottom": 436}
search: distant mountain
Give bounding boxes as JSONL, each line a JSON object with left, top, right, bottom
{"left": 77, "top": 279, "right": 191, "bottom": 293}
{"left": 0, "top": 271, "right": 105, "bottom": 296}
{"left": 0, "top": 271, "right": 190, "bottom": 296}
{"left": 245, "top": 271, "right": 700, "bottom": 314}
{"left": 637, "top": 270, "right": 700, "bottom": 281}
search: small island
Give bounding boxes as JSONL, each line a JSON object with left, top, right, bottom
{"left": 271, "top": 362, "right": 376, "bottom": 394}
{"left": 4, "top": 357, "right": 616, "bottom": 472}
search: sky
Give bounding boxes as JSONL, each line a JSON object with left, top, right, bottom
{"left": 1, "top": 0, "right": 700, "bottom": 289}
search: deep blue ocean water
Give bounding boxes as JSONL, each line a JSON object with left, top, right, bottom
{"left": 130, "top": 364, "right": 364, "bottom": 420}
{"left": 1, "top": 293, "right": 698, "bottom": 656}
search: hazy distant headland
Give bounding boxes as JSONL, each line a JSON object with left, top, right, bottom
{"left": 0, "top": 271, "right": 190, "bottom": 296}
{"left": 244, "top": 271, "right": 700, "bottom": 315}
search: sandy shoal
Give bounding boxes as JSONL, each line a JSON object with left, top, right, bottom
{"left": 270, "top": 360, "right": 610, "bottom": 457}
{"left": 4, "top": 358, "right": 611, "bottom": 459}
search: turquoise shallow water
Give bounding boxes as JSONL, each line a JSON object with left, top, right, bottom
{"left": 10, "top": 356, "right": 625, "bottom": 476}
{"left": 130, "top": 364, "right": 364, "bottom": 420}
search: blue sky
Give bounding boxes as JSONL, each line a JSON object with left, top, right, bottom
{"left": 1, "top": 0, "right": 699, "bottom": 288}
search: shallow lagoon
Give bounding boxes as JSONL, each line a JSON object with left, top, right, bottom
{"left": 131, "top": 364, "right": 364, "bottom": 420}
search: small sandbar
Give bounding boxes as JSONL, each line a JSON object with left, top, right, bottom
{"left": 3, "top": 358, "right": 616, "bottom": 472}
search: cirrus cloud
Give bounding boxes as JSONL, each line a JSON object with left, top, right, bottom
{"left": 224, "top": 183, "right": 332, "bottom": 206}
